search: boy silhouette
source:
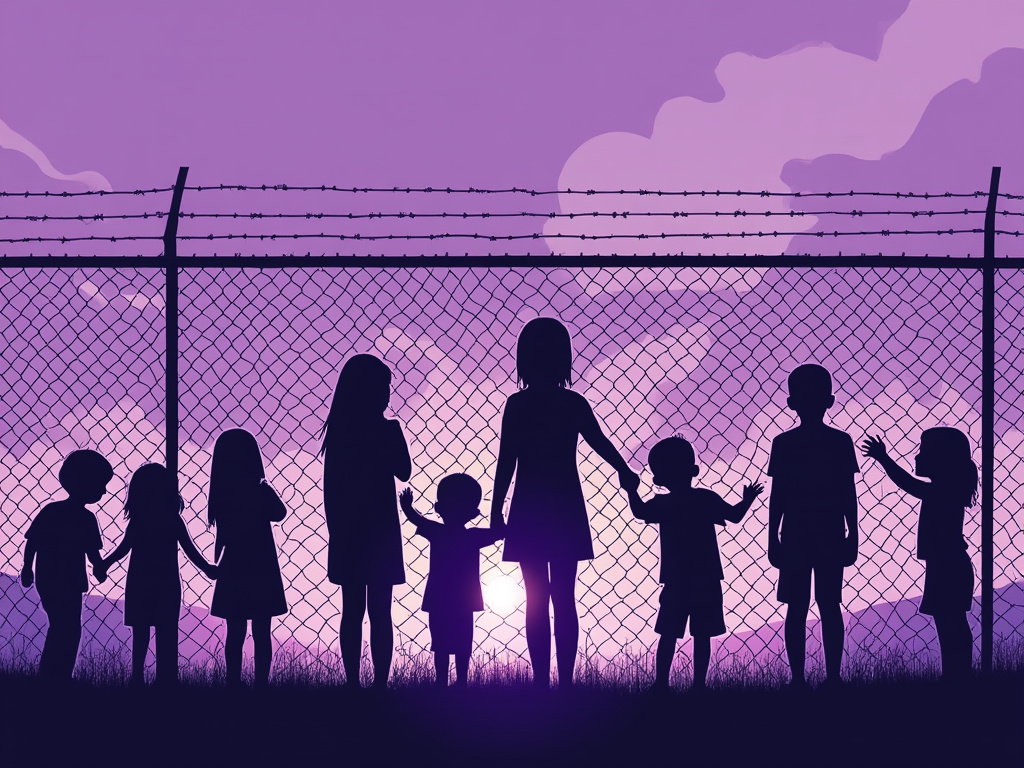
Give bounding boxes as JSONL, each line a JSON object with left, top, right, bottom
{"left": 21, "top": 449, "right": 114, "bottom": 681}
{"left": 768, "top": 364, "right": 859, "bottom": 687}
{"left": 399, "top": 475, "right": 503, "bottom": 688}
{"left": 626, "top": 436, "right": 762, "bottom": 691}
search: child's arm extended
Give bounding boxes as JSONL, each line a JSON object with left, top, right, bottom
{"left": 20, "top": 540, "right": 36, "bottom": 587}
{"left": 577, "top": 400, "right": 640, "bottom": 491}
{"left": 724, "top": 482, "right": 764, "bottom": 523}
{"left": 489, "top": 403, "right": 517, "bottom": 529}
{"left": 626, "top": 486, "right": 657, "bottom": 522}
{"left": 398, "top": 488, "right": 427, "bottom": 527}
{"left": 861, "top": 435, "right": 931, "bottom": 499}
{"left": 95, "top": 530, "right": 132, "bottom": 583}
{"left": 177, "top": 519, "right": 217, "bottom": 579}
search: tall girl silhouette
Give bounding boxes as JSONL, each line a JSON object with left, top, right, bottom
{"left": 321, "top": 353, "right": 412, "bottom": 689}
{"left": 490, "top": 317, "right": 639, "bottom": 688}
{"left": 97, "top": 463, "right": 216, "bottom": 687}
{"left": 208, "top": 428, "right": 288, "bottom": 688}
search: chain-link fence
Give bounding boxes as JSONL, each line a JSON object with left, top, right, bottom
{"left": 1, "top": 174, "right": 1022, "bottom": 682}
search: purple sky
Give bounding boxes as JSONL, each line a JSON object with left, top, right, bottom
{"left": 2, "top": 1, "right": 1023, "bottom": 666}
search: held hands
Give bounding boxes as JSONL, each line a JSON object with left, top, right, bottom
{"left": 742, "top": 482, "right": 765, "bottom": 504}
{"left": 618, "top": 468, "right": 641, "bottom": 494}
{"left": 204, "top": 563, "right": 219, "bottom": 580}
{"left": 20, "top": 568, "right": 33, "bottom": 588}
{"left": 860, "top": 434, "right": 888, "bottom": 461}
{"left": 842, "top": 535, "right": 859, "bottom": 567}
{"left": 93, "top": 561, "right": 108, "bottom": 585}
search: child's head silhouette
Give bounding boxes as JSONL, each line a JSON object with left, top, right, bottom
{"left": 918, "top": 426, "right": 978, "bottom": 508}
{"left": 786, "top": 363, "right": 835, "bottom": 422}
{"left": 435, "top": 473, "right": 483, "bottom": 526}
{"left": 124, "top": 463, "right": 184, "bottom": 522}
{"left": 209, "top": 428, "right": 266, "bottom": 526}
{"left": 516, "top": 317, "right": 572, "bottom": 389}
{"left": 648, "top": 436, "right": 698, "bottom": 491}
{"left": 320, "top": 353, "right": 393, "bottom": 455}
{"left": 59, "top": 449, "right": 114, "bottom": 503}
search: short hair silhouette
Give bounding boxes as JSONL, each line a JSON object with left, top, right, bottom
{"left": 124, "top": 463, "right": 184, "bottom": 521}
{"left": 516, "top": 317, "right": 572, "bottom": 388}
{"left": 208, "top": 428, "right": 267, "bottom": 526}
{"left": 921, "top": 426, "right": 978, "bottom": 508}
{"left": 648, "top": 436, "right": 696, "bottom": 486}
{"left": 58, "top": 450, "right": 114, "bottom": 495}
{"left": 787, "top": 363, "right": 833, "bottom": 401}
{"left": 436, "top": 473, "right": 483, "bottom": 524}
{"left": 320, "top": 352, "right": 393, "bottom": 456}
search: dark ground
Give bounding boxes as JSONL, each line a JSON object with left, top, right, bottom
{"left": 1, "top": 671, "right": 1022, "bottom": 768}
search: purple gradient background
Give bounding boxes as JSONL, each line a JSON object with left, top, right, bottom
{"left": 2, "top": 0, "right": 1023, "bottom": 673}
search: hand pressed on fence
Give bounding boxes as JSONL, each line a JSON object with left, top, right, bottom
{"left": 767, "top": 364, "right": 859, "bottom": 687}
{"left": 626, "top": 435, "right": 763, "bottom": 691}
{"left": 320, "top": 353, "right": 413, "bottom": 689}
{"left": 861, "top": 427, "right": 978, "bottom": 681}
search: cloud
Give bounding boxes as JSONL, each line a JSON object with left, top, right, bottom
{"left": 0, "top": 116, "right": 112, "bottom": 192}
{"left": 546, "top": 0, "right": 1024, "bottom": 285}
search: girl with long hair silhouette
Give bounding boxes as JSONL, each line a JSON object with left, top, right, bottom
{"left": 208, "top": 429, "right": 288, "bottom": 688}
{"left": 862, "top": 426, "right": 978, "bottom": 680}
{"left": 491, "top": 317, "right": 639, "bottom": 688}
{"left": 97, "top": 463, "right": 216, "bottom": 687}
{"left": 321, "top": 353, "right": 412, "bottom": 689}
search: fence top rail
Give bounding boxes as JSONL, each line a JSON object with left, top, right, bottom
{"left": 2, "top": 254, "right": 1024, "bottom": 269}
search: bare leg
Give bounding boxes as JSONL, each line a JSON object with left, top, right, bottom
{"left": 340, "top": 584, "right": 367, "bottom": 687}
{"left": 454, "top": 652, "right": 470, "bottom": 688}
{"left": 434, "top": 653, "right": 449, "bottom": 687}
{"left": 820, "top": 601, "right": 845, "bottom": 682}
{"left": 154, "top": 620, "right": 179, "bottom": 687}
{"left": 225, "top": 618, "right": 247, "bottom": 688}
{"left": 521, "top": 561, "right": 552, "bottom": 688}
{"left": 131, "top": 626, "right": 150, "bottom": 686}
{"left": 692, "top": 635, "right": 711, "bottom": 689}
{"left": 935, "top": 612, "right": 972, "bottom": 681}
{"left": 252, "top": 616, "right": 272, "bottom": 688}
{"left": 549, "top": 560, "right": 579, "bottom": 688}
{"left": 655, "top": 635, "right": 675, "bottom": 689}
{"left": 366, "top": 584, "right": 394, "bottom": 689}
{"left": 784, "top": 601, "right": 809, "bottom": 685}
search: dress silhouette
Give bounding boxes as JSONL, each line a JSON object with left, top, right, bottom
{"left": 491, "top": 317, "right": 638, "bottom": 688}
{"left": 208, "top": 428, "right": 287, "bottom": 688}
{"left": 321, "top": 353, "right": 412, "bottom": 689}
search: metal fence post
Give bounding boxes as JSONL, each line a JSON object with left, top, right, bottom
{"left": 981, "top": 165, "right": 1000, "bottom": 674}
{"left": 163, "top": 167, "right": 189, "bottom": 478}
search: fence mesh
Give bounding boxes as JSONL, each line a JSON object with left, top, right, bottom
{"left": 1, "top": 185, "right": 1021, "bottom": 681}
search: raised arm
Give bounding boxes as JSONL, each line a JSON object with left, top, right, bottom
{"left": 489, "top": 402, "right": 518, "bottom": 527}
{"left": 398, "top": 488, "right": 427, "bottom": 526}
{"left": 861, "top": 435, "right": 931, "bottom": 500}
{"left": 723, "top": 482, "right": 764, "bottom": 524}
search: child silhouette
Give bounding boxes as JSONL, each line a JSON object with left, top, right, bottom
{"left": 21, "top": 449, "right": 113, "bottom": 681}
{"left": 320, "top": 353, "right": 412, "bottom": 689}
{"left": 767, "top": 364, "right": 859, "bottom": 687}
{"left": 207, "top": 429, "right": 288, "bottom": 688}
{"left": 399, "top": 476, "right": 502, "bottom": 688}
{"left": 95, "top": 463, "right": 217, "bottom": 687}
{"left": 490, "top": 317, "right": 640, "bottom": 689}
{"left": 626, "top": 436, "right": 762, "bottom": 691}
{"left": 861, "top": 427, "right": 977, "bottom": 681}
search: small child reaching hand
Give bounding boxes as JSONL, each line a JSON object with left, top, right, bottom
{"left": 399, "top": 475, "right": 503, "bottom": 688}
{"left": 625, "top": 436, "right": 762, "bottom": 692}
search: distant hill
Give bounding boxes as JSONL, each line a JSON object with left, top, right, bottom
{"left": 2, "top": 572, "right": 1021, "bottom": 675}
